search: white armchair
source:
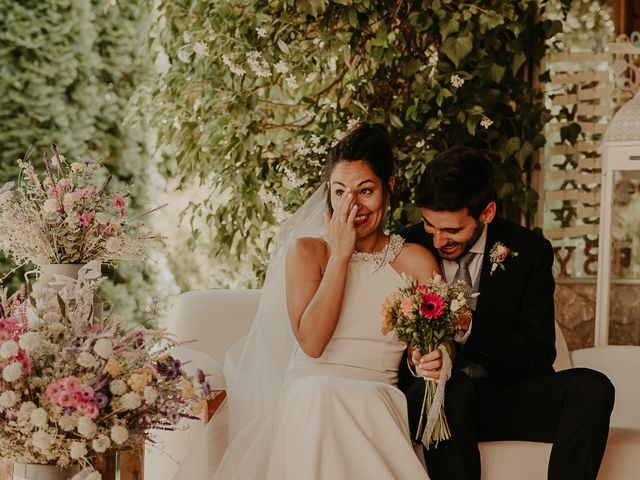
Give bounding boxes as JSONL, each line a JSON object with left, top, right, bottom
{"left": 147, "top": 289, "right": 640, "bottom": 479}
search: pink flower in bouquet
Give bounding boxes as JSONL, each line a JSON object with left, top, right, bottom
{"left": 44, "top": 382, "right": 64, "bottom": 405}
{"left": 77, "top": 212, "right": 95, "bottom": 227}
{"left": 77, "top": 402, "right": 99, "bottom": 420}
{"left": 48, "top": 185, "right": 65, "bottom": 198}
{"left": 78, "top": 185, "right": 96, "bottom": 198}
{"left": 77, "top": 384, "right": 95, "bottom": 402}
{"left": 15, "top": 349, "right": 31, "bottom": 374}
{"left": 420, "top": 292, "right": 445, "bottom": 320}
{"left": 63, "top": 375, "right": 82, "bottom": 392}
{"left": 113, "top": 196, "right": 126, "bottom": 218}
{"left": 57, "top": 389, "right": 79, "bottom": 408}
{"left": 400, "top": 298, "right": 416, "bottom": 321}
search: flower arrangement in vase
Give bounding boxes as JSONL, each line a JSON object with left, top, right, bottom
{"left": 0, "top": 263, "right": 205, "bottom": 477}
{"left": 0, "top": 145, "right": 165, "bottom": 268}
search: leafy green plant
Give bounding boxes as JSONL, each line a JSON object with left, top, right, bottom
{"left": 143, "top": 0, "right": 563, "bottom": 286}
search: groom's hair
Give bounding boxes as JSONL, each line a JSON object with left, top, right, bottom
{"left": 324, "top": 122, "right": 394, "bottom": 214}
{"left": 415, "top": 146, "right": 497, "bottom": 218}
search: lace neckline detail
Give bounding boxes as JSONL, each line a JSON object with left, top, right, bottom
{"left": 350, "top": 234, "right": 404, "bottom": 267}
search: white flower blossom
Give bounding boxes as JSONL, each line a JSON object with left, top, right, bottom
{"left": 70, "top": 441, "right": 88, "bottom": 459}
{"left": 480, "top": 116, "right": 494, "bottom": 129}
{"left": 120, "top": 392, "right": 142, "bottom": 410}
{"left": 0, "top": 340, "right": 19, "bottom": 359}
{"left": 18, "top": 332, "right": 41, "bottom": 353}
{"left": 77, "top": 417, "right": 98, "bottom": 438}
{"left": 285, "top": 75, "right": 298, "bottom": 90}
{"left": 309, "top": 135, "right": 320, "bottom": 145}
{"left": 193, "top": 42, "right": 209, "bottom": 57}
{"left": 42, "top": 198, "right": 58, "bottom": 214}
{"left": 450, "top": 74, "right": 465, "bottom": 88}
{"left": 110, "top": 379, "right": 128, "bottom": 396}
{"left": 256, "top": 27, "right": 268, "bottom": 38}
{"left": 32, "top": 431, "right": 53, "bottom": 451}
{"left": 111, "top": 425, "right": 129, "bottom": 445}
{"left": 77, "top": 351, "right": 99, "bottom": 369}
{"left": 0, "top": 391, "right": 18, "bottom": 409}
{"left": 30, "top": 408, "right": 48, "bottom": 428}
{"left": 182, "top": 31, "right": 192, "bottom": 43}
{"left": 3, "top": 361, "right": 22, "bottom": 382}
{"left": 177, "top": 48, "right": 191, "bottom": 63}
{"left": 416, "top": 139, "right": 426, "bottom": 148}
{"left": 347, "top": 84, "right": 356, "bottom": 92}
{"left": 59, "top": 415, "right": 76, "bottom": 431}
{"left": 94, "top": 338, "right": 113, "bottom": 359}
{"left": 143, "top": 386, "right": 158, "bottom": 404}
{"left": 305, "top": 72, "right": 318, "bottom": 83}
{"left": 347, "top": 118, "right": 361, "bottom": 131}
{"left": 284, "top": 168, "right": 305, "bottom": 189}
{"left": 92, "top": 434, "right": 111, "bottom": 453}
{"left": 221, "top": 54, "right": 245, "bottom": 76}
{"left": 246, "top": 51, "right": 271, "bottom": 78}
{"left": 105, "top": 237, "right": 122, "bottom": 253}
{"left": 274, "top": 61, "right": 289, "bottom": 74}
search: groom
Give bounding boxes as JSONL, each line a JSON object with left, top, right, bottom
{"left": 399, "top": 146, "right": 614, "bottom": 480}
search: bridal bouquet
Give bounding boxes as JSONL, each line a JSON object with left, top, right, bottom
{"left": 0, "top": 263, "right": 201, "bottom": 474}
{"left": 0, "top": 144, "right": 165, "bottom": 266}
{"left": 381, "top": 274, "right": 472, "bottom": 446}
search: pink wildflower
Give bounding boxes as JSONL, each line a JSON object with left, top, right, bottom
{"left": 113, "top": 196, "right": 126, "bottom": 218}
{"left": 63, "top": 375, "right": 82, "bottom": 392}
{"left": 77, "top": 402, "right": 99, "bottom": 420}
{"left": 44, "top": 382, "right": 64, "bottom": 405}
{"left": 57, "top": 389, "right": 78, "bottom": 408}
{"left": 420, "top": 292, "right": 445, "bottom": 320}
{"left": 77, "top": 384, "right": 95, "bottom": 403}
{"left": 77, "top": 212, "right": 94, "bottom": 227}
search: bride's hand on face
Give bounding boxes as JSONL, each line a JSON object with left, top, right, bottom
{"left": 324, "top": 188, "right": 358, "bottom": 261}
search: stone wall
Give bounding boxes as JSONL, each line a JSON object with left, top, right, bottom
{"left": 555, "top": 279, "right": 640, "bottom": 350}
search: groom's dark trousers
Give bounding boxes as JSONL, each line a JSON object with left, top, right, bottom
{"left": 400, "top": 218, "right": 614, "bottom": 480}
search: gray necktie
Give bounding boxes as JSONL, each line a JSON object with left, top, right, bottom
{"left": 453, "top": 252, "right": 476, "bottom": 310}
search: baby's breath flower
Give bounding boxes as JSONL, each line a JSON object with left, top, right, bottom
{"left": 70, "top": 441, "right": 88, "bottom": 459}
{"left": 480, "top": 116, "right": 493, "bottom": 129}
{"left": 0, "top": 340, "right": 19, "bottom": 359}
{"left": 3, "top": 361, "right": 22, "bottom": 382}
{"left": 450, "top": 74, "right": 465, "bottom": 88}
{"left": 110, "top": 425, "right": 129, "bottom": 445}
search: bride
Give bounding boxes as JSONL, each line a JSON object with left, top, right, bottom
{"left": 176, "top": 123, "right": 439, "bottom": 479}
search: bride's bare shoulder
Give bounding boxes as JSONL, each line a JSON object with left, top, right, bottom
{"left": 393, "top": 241, "right": 439, "bottom": 281}
{"left": 287, "top": 236, "right": 329, "bottom": 262}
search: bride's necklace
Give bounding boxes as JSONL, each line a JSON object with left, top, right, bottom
{"left": 351, "top": 234, "right": 403, "bottom": 267}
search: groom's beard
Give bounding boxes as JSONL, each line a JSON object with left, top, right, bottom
{"left": 437, "top": 219, "right": 484, "bottom": 261}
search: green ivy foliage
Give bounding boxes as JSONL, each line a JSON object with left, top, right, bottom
{"left": 143, "top": 0, "right": 562, "bottom": 286}
{"left": 0, "top": 0, "right": 164, "bottom": 324}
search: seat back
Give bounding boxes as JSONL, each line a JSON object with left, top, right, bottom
{"left": 571, "top": 346, "right": 640, "bottom": 429}
{"left": 168, "top": 289, "right": 261, "bottom": 366}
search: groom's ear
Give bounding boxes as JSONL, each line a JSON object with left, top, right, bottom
{"left": 479, "top": 201, "right": 497, "bottom": 224}
{"left": 388, "top": 176, "right": 395, "bottom": 193}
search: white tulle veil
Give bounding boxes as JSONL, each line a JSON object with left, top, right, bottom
{"left": 173, "top": 186, "right": 327, "bottom": 480}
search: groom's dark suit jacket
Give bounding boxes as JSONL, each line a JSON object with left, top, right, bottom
{"left": 401, "top": 217, "right": 556, "bottom": 379}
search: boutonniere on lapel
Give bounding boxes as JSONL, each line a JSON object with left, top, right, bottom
{"left": 489, "top": 242, "right": 518, "bottom": 275}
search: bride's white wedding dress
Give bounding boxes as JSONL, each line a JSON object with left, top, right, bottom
{"left": 215, "top": 234, "right": 428, "bottom": 479}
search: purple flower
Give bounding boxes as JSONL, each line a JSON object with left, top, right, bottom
{"left": 0, "top": 181, "right": 15, "bottom": 194}
{"left": 93, "top": 393, "right": 109, "bottom": 409}
{"left": 93, "top": 374, "right": 111, "bottom": 392}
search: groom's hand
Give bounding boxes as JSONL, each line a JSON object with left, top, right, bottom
{"left": 411, "top": 348, "right": 443, "bottom": 380}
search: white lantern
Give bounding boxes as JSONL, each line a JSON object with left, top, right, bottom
{"left": 596, "top": 89, "right": 640, "bottom": 345}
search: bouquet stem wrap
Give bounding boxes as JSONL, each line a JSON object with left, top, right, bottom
{"left": 416, "top": 344, "right": 453, "bottom": 448}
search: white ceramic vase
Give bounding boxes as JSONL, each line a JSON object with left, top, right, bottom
{"left": 12, "top": 463, "right": 82, "bottom": 480}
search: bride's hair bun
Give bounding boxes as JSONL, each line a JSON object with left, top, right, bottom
{"left": 324, "top": 122, "right": 394, "bottom": 214}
